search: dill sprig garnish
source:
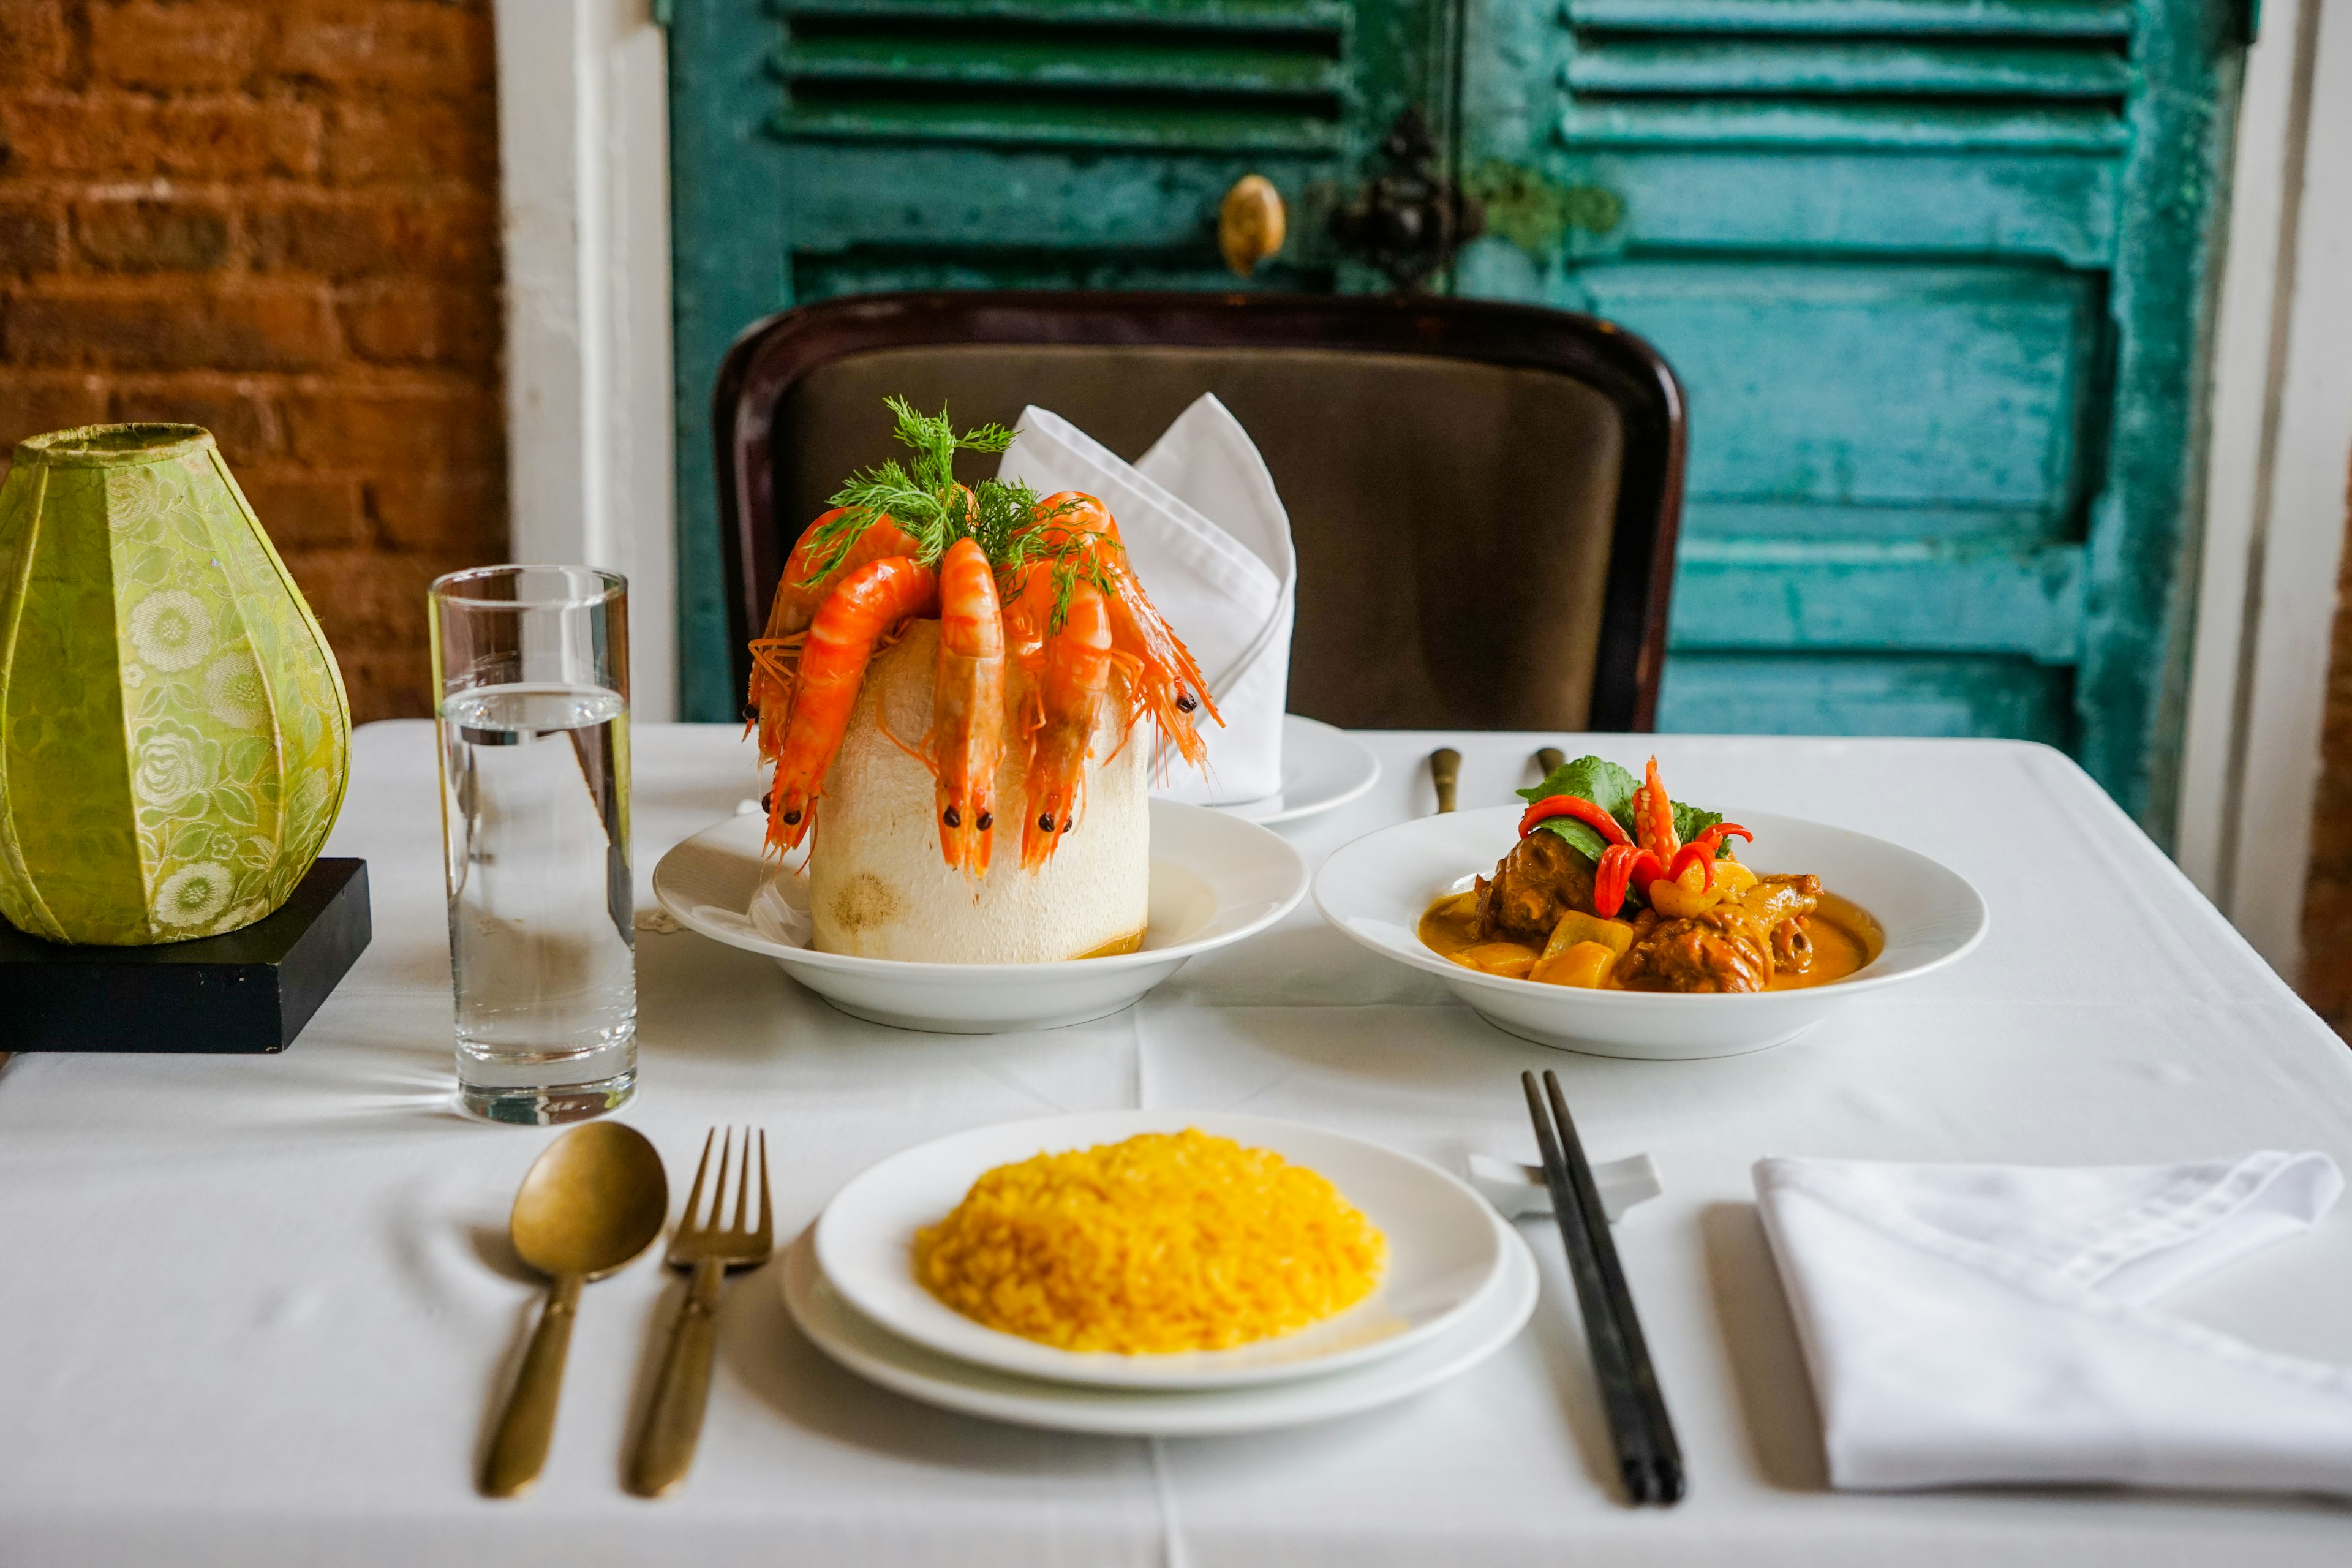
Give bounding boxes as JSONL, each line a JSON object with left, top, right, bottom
{"left": 801, "top": 398, "right": 1020, "bottom": 576}
{"left": 796, "top": 398, "right": 1121, "bottom": 633}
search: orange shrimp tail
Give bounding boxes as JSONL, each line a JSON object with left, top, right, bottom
{"left": 766, "top": 555, "right": 939, "bottom": 853}
{"left": 767, "top": 510, "right": 921, "bottom": 643}
{"left": 1031, "top": 490, "right": 1118, "bottom": 547}
{"left": 999, "top": 561, "right": 1055, "bottom": 663}
{"left": 930, "top": 538, "right": 1006, "bottom": 876}
{"left": 1020, "top": 580, "right": 1113, "bottom": 869}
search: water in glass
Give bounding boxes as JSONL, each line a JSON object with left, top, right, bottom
{"left": 440, "top": 682, "right": 635, "bottom": 1123}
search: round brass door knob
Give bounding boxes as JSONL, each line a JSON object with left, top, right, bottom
{"left": 1219, "top": 174, "right": 1287, "bottom": 277}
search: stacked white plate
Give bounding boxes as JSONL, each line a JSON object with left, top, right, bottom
{"left": 1198, "top": 715, "right": 1381, "bottom": 826}
{"left": 785, "top": 1110, "right": 1540, "bottom": 1436}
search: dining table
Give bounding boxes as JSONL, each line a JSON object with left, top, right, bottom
{"left": 3, "top": 720, "right": 2350, "bottom": 1567}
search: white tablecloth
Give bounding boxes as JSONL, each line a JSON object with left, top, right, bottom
{"left": 4, "top": 725, "right": 2351, "bottom": 1567}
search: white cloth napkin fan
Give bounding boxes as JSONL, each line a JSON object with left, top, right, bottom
{"left": 997, "top": 397, "right": 1294, "bottom": 807}
{"left": 1756, "top": 1152, "right": 2352, "bottom": 1496}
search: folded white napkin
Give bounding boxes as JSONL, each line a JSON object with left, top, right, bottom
{"left": 995, "top": 396, "right": 1294, "bottom": 807}
{"left": 1756, "top": 1152, "right": 2352, "bottom": 1495}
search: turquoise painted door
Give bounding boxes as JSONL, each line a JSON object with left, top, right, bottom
{"left": 1452, "top": 0, "right": 2244, "bottom": 835}
{"left": 666, "top": 0, "right": 2244, "bottom": 836}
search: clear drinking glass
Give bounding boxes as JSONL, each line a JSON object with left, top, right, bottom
{"left": 430, "top": 566, "right": 635, "bottom": 1125}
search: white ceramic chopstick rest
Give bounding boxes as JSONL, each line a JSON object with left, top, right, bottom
{"left": 1471, "top": 1152, "right": 1662, "bottom": 1223}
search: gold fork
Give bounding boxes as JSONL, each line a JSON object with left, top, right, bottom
{"left": 626, "top": 1127, "right": 772, "bottom": 1498}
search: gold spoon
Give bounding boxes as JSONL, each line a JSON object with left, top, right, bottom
{"left": 481, "top": 1123, "right": 668, "bottom": 1499}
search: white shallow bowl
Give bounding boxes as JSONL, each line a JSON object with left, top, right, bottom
{"left": 1190, "top": 715, "right": 1381, "bottom": 826}
{"left": 815, "top": 1110, "right": 1507, "bottom": 1390}
{"left": 1314, "top": 806, "right": 1988, "bottom": 1060}
{"left": 784, "top": 1222, "right": 1537, "bottom": 1436}
{"left": 652, "top": 799, "right": 1306, "bottom": 1033}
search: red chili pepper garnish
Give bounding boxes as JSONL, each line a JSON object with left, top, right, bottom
{"left": 1667, "top": 842, "right": 1716, "bottom": 891}
{"left": 1518, "top": 794, "right": 1631, "bottom": 845}
{"left": 1592, "top": 844, "right": 1667, "bottom": 918}
{"left": 1593, "top": 844, "right": 1637, "bottom": 918}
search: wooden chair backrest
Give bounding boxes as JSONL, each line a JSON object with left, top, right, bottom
{"left": 715, "top": 292, "right": 1684, "bottom": 731}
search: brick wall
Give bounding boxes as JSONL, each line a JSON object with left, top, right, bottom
{"left": 2303, "top": 473, "right": 2352, "bottom": 1041}
{"left": 0, "top": 0, "right": 505, "bottom": 722}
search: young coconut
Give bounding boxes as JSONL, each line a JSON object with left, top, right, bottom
{"left": 809, "top": 620, "right": 1148, "bottom": 961}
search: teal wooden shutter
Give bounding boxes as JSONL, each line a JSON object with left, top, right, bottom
{"left": 767, "top": 0, "right": 1362, "bottom": 299}
{"left": 1457, "top": 0, "right": 2241, "bottom": 834}
{"left": 669, "top": 0, "right": 1453, "bottom": 718}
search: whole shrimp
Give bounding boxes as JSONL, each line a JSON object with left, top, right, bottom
{"left": 1025, "top": 492, "right": 1220, "bottom": 764}
{"left": 766, "top": 554, "right": 939, "bottom": 853}
{"left": 748, "top": 508, "right": 921, "bottom": 760}
{"left": 1020, "top": 578, "right": 1114, "bottom": 869}
{"left": 929, "top": 537, "right": 1006, "bottom": 876}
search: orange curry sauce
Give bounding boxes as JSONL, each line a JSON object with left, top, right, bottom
{"left": 1417, "top": 884, "right": 1882, "bottom": 992}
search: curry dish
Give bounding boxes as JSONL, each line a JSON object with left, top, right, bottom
{"left": 1420, "top": 753, "right": 1882, "bottom": 993}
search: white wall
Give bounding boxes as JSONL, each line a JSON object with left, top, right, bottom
{"left": 494, "top": 0, "right": 677, "bottom": 720}
{"left": 2178, "top": 0, "right": 2352, "bottom": 973}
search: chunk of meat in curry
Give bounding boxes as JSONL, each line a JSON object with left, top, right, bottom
{"left": 1615, "top": 873, "right": 1823, "bottom": 993}
{"left": 1472, "top": 829, "right": 1596, "bottom": 942}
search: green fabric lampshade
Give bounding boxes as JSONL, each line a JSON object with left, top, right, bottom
{"left": 0, "top": 424, "right": 351, "bottom": 945}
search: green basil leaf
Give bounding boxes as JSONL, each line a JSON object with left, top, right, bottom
{"left": 1532, "top": 815, "right": 1610, "bottom": 861}
{"left": 1517, "top": 755, "right": 1640, "bottom": 832}
{"left": 1672, "top": 800, "right": 1725, "bottom": 853}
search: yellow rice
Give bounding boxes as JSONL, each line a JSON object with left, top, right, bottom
{"left": 913, "top": 1129, "right": 1387, "bottom": 1354}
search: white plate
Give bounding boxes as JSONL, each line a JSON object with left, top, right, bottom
{"left": 1314, "top": 806, "right": 1988, "bottom": 1060}
{"left": 652, "top": 800, "right": 1306, "bottom": 1033}
{"left": 1185, "top": 715, "right": 1382, "bottom": 826}
{"left": 784, "top": 1218, "right": 1537, "bottom": 1436}
{"left": 815, "top": 1111, "right": 1508, "bottom": 1389}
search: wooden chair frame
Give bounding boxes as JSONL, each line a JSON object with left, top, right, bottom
{"left": 712, "top": 290, "right": 1686, "bottom": 730}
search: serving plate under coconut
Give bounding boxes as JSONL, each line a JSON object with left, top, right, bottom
{"left": 1313, "top": 806, "right": 1988, "bottom": 1060}
{"left": 652, "top": 800, "right": 1307, "bottom": 1033}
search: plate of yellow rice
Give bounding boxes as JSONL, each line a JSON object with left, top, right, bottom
{"left": 813, "top": 1111, "right": 1515, "bottom": 1390}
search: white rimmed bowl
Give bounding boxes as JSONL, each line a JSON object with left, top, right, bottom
{"left": 813, "top": 1109, "right": 1510, "bottom": 1390}
{"left": 651, "top": 800, "right": 1307, "bottom": 1033}
{"left": 1313, "top": 806, "right": 1988, "bottom": 1060}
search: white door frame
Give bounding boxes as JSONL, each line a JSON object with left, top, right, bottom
{"left": 493, "top": 0, "right": 677, "bottom": 721}
{"left": 2177, "top": 0, "right": 2352, "bottom": 974}
{"left": 494, "top": 3, "right": 2352, "bottom": 966}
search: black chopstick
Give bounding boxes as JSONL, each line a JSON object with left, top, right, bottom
{"left": 1521, "top": 1069, "right": 1686, "bottom": 1505}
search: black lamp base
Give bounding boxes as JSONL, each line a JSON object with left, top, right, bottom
{"left": 0, "top": 859, "right": 372, "bottom": 1054}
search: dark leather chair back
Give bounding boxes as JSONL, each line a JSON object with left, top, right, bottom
{"left": 714, "top": 293, "right": 1684, "bottom": 731}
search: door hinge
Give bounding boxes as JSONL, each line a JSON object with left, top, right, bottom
{"left": 1328, "top": 108, "right": 1484, "bottom": 294}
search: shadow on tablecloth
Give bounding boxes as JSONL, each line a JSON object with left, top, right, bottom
{"left": 1700, "top": 1199, "right": 1829, "bottom": 1491}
